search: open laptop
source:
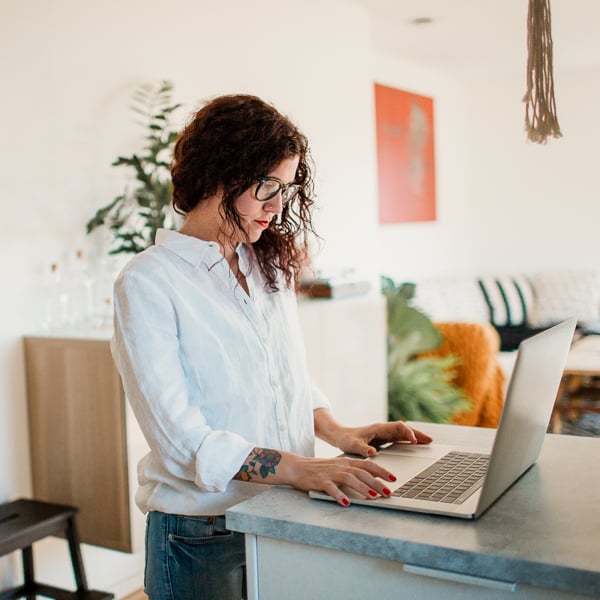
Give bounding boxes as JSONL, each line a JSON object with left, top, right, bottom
{"left": 309, "top": 318, "right": 577, "bottom": 519}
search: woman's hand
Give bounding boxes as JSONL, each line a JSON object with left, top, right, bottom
{"left": 335, "top": 421, "right": 433, "bottom": 458}
{"left": 233, "top": 413, "right": 433, "bottom": 508}
{"left": 234, "top": 446, "right": 400, "bottom": 507}
{"left": 314, "top": 408, "right": 432, "bottom": 459}
{"left": 285, "top": 454, "right": 399, "bottom": 507}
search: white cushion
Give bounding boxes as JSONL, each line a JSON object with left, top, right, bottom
{"left": 527, "top": 271, "right": 600, "bottom": 328}
{"left": 412, "top": 277, "right": 489, "bottom": 323}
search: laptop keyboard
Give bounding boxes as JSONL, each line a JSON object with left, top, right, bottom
{"left": 392, "top": 451, "right": 489, "bottom": 505}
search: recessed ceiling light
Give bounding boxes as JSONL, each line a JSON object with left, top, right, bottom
{"left": 410, "top": 17, "right": 434, "bottom": 26}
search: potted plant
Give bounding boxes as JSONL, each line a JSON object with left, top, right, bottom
{"left": 381, "top": 276, "right": 471, "bottom": 423}
{"left": 86, "top": 80, "right": 182, "bottom": 254}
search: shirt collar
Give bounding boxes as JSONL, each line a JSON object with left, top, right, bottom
{"left": 155, "top": 228, "right": 223, "bottom": 268}
{"left": 155, "top": 228, "right": 250, "bottom": 271}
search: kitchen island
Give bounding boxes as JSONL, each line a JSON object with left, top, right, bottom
{"left": 226, "top": 422, "right": 600, "bottom": 599}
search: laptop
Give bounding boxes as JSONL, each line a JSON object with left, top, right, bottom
{"left": 309, "top": 318, "right": 577, "bottom": 519}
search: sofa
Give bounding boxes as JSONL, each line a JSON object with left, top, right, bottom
{"left": 407, "top": 269, "right": 600, "bottom": 379}
{"left": 420, "top": 322, "right": 506, "bottom": 427}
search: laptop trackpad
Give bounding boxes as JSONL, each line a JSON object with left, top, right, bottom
{"left": 372, "top": 444, "right": 457, "bottom": 487}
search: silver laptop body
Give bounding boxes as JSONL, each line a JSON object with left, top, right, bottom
{"left": 309, "top": 318, "right": 577, "bottom": 519}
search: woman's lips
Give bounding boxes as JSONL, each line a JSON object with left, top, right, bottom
{"left": 255, "top": 220, "right": 269, "bottom": 228}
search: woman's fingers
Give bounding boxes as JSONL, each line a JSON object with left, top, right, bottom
{"left": 325, "top": 470, "right": 389, "bottom": 505}
{"left": 321, "top": 481, "right": 350, "bottom": 507}
{"left": 413, "top": 427, "right": 433, "bottom": 444}
{"left": 347, "top": 456, "right": 396, "bottom": 484}
{"left": 299, "top": 457, "right": 397, "bottom": 505}
{"left": 346, "top": 463, "right": 394, "bottom": 499}
{"left": 348, "top": 421, "right": 433, "bottom": 452}
{"left": 386, "top": 421, "right": 430, "bottom": 444}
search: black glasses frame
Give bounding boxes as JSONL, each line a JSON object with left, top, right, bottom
{"left": 255, "top": 176, "right": 301, "bottom": 205}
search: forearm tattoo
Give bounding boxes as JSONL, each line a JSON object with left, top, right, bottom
{"left": 234, "top": 447, "right": 282, "bottom": 481}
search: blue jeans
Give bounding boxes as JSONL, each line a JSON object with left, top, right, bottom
{"left": 144, "top": 511, "right": 246, "bottom": 600}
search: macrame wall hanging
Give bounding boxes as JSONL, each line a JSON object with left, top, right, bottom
{"left": 523, "top": 0, "right": 562, "bottom": 143}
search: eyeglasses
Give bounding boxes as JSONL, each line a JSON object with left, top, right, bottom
{"left": 255, "top": 176, "right": 301, "bottom": 205}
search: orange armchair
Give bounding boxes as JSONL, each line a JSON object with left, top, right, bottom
{"left": 422, "top": 322, "right": 506, "bottom": 427}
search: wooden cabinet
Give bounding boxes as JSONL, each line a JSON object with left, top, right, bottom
{"left": 23, "top": 293, "right": 387, "bottom": 552}
{"left": 23, "top": 335, "right": 146, "bottom": 553}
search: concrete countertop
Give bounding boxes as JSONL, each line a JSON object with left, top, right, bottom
{"left": 227, "top": 423, "right": 600, "bottom": 597}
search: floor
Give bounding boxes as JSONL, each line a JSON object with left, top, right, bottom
{"left": 123, "top": 590, "right": 147, "bottom": 600}
{"left": 553, "top": 372, "right": 600, "bottom": 435}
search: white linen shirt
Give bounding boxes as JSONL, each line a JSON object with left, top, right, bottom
{"left": 111, "top": 229, "right": 330, "bottom": 516}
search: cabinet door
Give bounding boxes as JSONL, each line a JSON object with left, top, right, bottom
{"left": 298, "top": 295, "right": 388, "bottom": 457}
{"left": 24, "top": 337, "right": 132, "bottom": 551}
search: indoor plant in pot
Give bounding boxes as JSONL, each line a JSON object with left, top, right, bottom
{"left": 86, "top": 80, "right": 182, "bottom": 254}
{"left": 381, "top": 276, "right": 471, "bottom": 423}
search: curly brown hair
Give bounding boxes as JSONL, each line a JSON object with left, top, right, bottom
{"left": 171, "top": 94, "right": 316, "bottom": 291}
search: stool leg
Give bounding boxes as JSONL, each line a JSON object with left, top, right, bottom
{"left": 21, "top": 545, "right": 36, "bottom": 600}
{"left": 66, "top": 515, "right": 89, "bottom": 591}
{"left": 21, "top": 545, "right": 34, "bottom": 583}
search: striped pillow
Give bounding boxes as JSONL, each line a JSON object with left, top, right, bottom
{"left": 477, "top": 276, "right": 534, "bottom": 327}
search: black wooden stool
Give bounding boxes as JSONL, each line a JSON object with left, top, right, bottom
{"left": 0, "top": 498, "right": 114, "bottom": 600}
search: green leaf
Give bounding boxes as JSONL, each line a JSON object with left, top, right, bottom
{"left": 85, "top": 194, "right": 125, "bottom": 233}
{"left": 259, "top": 465, "right": 276, "bottom": 478}
{"left": 112, "top": 156, "right": 137, "bottom": 167}
{"left": 86, "top": 79, "right": 181, "bottom": 254}
{"left": 382, "top": 273, "right": 471, "bottom": 424}
{"left": 388, "top": 355, "right": 472, "bottom": 423}
{"left": 161, "top": 104, "right": 182, "bottom": 114}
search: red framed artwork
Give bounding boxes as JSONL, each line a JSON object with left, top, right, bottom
{"left": 374, "top": 83, "right": 436, "bottom": 224}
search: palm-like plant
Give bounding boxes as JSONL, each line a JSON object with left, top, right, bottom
{"left": 86, "top": 80, "right": 182, "bottom": 254}
{"left": 381, "top": 276, "right": 472, "bottom": 423}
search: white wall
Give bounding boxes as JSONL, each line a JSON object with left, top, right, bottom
{"left": 0, "top": 0, "right": 377, "bottom": 595}
{"left": 374, "top": 54, "right": 600, "bottom": 282}
{"left": 373, "top": 52, "right": 477, "bottom": 281}
{"left": 465, "top": 66, "right": 600, "bottom": 274}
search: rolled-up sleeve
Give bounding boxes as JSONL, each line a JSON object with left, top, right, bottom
{"left": 310, "top": 378, "right": 330, "bottom": 411}
{"left": 112, "top": 269, "right": 254, "bottom": 493}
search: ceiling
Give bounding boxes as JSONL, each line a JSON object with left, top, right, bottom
{"left": 351, "top": 0, "right": 600, "bottom": 75}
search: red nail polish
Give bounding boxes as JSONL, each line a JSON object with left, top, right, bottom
{"left": 368, "top": 489, "right": 378, "bottom": 497}
{"left": 342, "top": 498, "right": 350, "bottom": 506}
{"left": 388, "top": 474, "right": 397, "bottom": 482}
{"left": 383, "top": 487, "right": 391, "bottom": 496}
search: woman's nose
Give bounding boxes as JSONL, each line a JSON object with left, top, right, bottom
{"left": 265, "top": 192, "right": 284, "bottom": 213}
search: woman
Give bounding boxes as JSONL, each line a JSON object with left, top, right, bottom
{"left": 111, "top": 94, "right": 432, "bottom": 600}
